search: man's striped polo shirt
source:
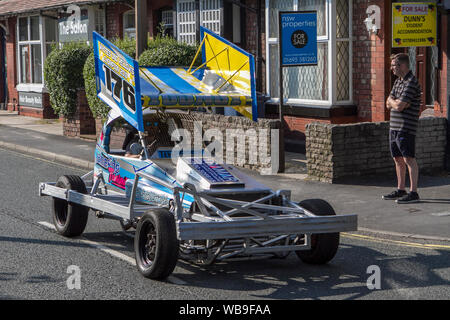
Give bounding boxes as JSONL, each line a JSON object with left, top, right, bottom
{"left": 389, "top": 70, "right": 422, "bottom": 136}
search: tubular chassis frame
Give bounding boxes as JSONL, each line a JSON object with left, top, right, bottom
{"left": 39, "top": 169, "right": 357, "bottom": 264}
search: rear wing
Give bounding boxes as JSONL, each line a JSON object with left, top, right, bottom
{"left": 93, "top": 29, "right": 258, "bottom": 132}
{"left": 196, "top": 26, "right": 258, "bottom": 121}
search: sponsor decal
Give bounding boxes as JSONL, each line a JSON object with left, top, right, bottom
{"left": 96, "top": 152, "right": 127, "bottom": 189}
{"left": 108, "top": 167, "right": 127, "bottom": 189}
{"left": 190, "top": 159, "right": 240, "bottom": 183}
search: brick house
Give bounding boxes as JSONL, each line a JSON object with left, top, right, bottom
{"left": 171, "top": 1, "right": 448, "bottom": 152}
{"left": 260, "top": 1, "right": 448, "bottom": 151}
{"left": 0, "top": 0, "right": 448, "bottom": 154}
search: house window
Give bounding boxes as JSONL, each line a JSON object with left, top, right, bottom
{"left": 123, "top": 10, "right": 136, "bottom": 39}
{"left": 17, "top": 15, "right": 58, "bottom": 89}
{"left": 177, "top": 0, "right": 197, "bottom": 44}
{"left": 200, "top": 0, "right": 220, "bottom": 35}
{"left": 265, "top": 0, "right": 352, "bottom": 106}
{"left": 94, "top": 8, "right": 106, "bottom": 36}
{"left": 162, "top": 10, "right": 174, "bottom": 28}
{"left": 17, "top": 16, "right": 42, "bottom": 84}
{"left": 161, "top": 9, "right": 174, "bottom": 37}
{"left": 45, "top": 17, "right": 58, "bottom": 57}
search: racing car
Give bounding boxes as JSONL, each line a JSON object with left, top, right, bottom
{"left": 39, "top": 28, "right": 357, "bottom": 279}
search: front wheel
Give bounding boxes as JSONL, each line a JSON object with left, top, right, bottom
{"left": 135, "top": 208, "right": 179, "bottom": 279}
{"left": 295, "top": 199, "right": 340, "bottom": 264}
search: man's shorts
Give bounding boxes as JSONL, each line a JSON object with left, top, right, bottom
{"left": 390, "top": 130, "right": 416, "bottom": 158}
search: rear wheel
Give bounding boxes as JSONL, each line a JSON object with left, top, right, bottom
{"left": 135, "top": 208, "right": 179, "bottom": 279}
{"left": 295, "top": 199, "right": 340, "bottom": 264}
{"left": 52, "top": 175, "right": 89, "bottom": 237}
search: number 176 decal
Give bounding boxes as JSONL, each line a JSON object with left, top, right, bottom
{"left": 102, "top": 65, "right": 136, "bottom": 112}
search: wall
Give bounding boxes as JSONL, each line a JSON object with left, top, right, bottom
{"left": 353, "top": 0, "right": 390, "bottom": 123}
{"left": 283, "top": 114, "right": 358, "bottom": 141}
{"left": 109, "top": 112, "right": 282, "bottom": 174}
{"left": 18, "top": 93, "right": 56, "bottom": 118}
{"left": 105, "top": 2, "right": 130, "bottom": 39}
{"left": 306, "top": 117, "right": 447, "bottom": 183}
{"left": 63, "top": 90, "right": 96, "bottom": 138}
{"left": 434, "top": 13, "right": 449, "bottom": 118}
{"left": 176, "top": 112, "right": 281, "bottom": 173}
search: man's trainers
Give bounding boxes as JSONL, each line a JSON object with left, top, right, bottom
{"left": 382, "top": 189, "right": 407, "bottom": 200}
{"left": 396, "top": 192, "right": 420, "bottom": 204}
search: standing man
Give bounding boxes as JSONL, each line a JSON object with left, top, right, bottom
{"left": 382, "top": 53, "right": 422, "bottom": 204}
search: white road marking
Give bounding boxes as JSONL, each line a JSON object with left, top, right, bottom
{"left": 431, "top": 212, "right": 450, "bottom": 217}
{"left": 38, "top": 221, "right": 56, "bottom": 230}
{"left": 38, "top": 221, "right": 136, "bottom": 265}
{"left": 38, "top": 221, "right": 187, "bottom": 285}
{"left": 79, "top": 238, "right": 137, "bottom": 266}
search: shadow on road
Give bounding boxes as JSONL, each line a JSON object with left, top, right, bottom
{"left": 2, "top": 226, "right": 448, "bottom": 299}
{"left": 419, "top": 198, "right": 450, "bottom": 204}
{"left": 173, "top": 244, "right": 450, "bottom": 299}
{"left": 80, "top": 231, "right": 450, "bottom": 299}
{"left": 333, "top": 174, "right": 450, "bottom": 188}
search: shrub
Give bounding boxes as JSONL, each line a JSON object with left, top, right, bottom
{"left": 83, "top": 53, "right": 109, "bottom": 120}
{"left": 44, "top": 43, "right": 91, "bottom": 117}
{"left": 113, "top": 36, "right": 136, "bottom": 58}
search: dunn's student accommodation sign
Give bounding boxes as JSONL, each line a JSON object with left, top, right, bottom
{"left": 392, "top": 2, "right": 437, "bottom": 47}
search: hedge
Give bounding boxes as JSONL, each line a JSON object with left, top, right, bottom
{"left": 84, "top": 36, "right": 199, "bottom": 120}
{"left": 138, "top": 36, "right": 199, "bottom": 67}
{"left": 44, "top": 43, "right": 91, "bottom": 117}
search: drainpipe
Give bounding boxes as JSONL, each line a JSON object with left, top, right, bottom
{"left": 0, "top": 22, "right": 7, "bottom": 111}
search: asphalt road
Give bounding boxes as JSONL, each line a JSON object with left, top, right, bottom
{"left": 1, "top": 148, "right": 449, "bottom": 301}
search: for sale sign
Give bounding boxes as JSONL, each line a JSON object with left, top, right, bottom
{"left": 392, "top": 2, "right": 437, "bottom": 47}
{"left": 279, "top": 11, "right": 317, "bottom": 66}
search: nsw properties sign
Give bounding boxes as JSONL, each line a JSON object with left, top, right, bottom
{"left": 392, "top": 2, "right": 437, "bottom": 47}
{"left": 279, "top": 11, "right": 318, "bottom": 66}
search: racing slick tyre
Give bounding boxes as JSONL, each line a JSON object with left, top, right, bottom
{"left": 52, "top": 175, "right": 89, "bottom": 237}
{"left": 135, "top": 208, "right": 179, "bottom": 279}
{"left": 295, "top": 199, "right": 340, "bottom": 265}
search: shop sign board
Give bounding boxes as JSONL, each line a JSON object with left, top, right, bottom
{"left": 279, "top": 11, "right": 318, "bottom": 66}
{"left": 392, "top": 2, "right": 437, "bottom": 47}
{"left": 59, "top": 5, "right": 89, "bottom": 43}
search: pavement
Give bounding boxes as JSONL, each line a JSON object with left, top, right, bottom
{"left": 1, "top": 110, "right": 450, "bottom": 241}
